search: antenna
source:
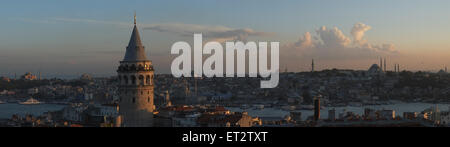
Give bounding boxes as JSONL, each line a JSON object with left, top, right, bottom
{"left": 134, "top": 11, "right": 137, "bottom": 25}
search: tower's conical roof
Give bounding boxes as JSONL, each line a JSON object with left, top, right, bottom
{"left": 123, "top": 14, "right": 148, "bottom": 61}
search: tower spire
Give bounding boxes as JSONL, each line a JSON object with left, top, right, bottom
{"left": 123, "top": 12, "right": 147, "bottom": 61}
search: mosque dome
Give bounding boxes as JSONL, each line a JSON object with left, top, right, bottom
{"left": 368, "top": 64, "right": 381, "bottom": 73}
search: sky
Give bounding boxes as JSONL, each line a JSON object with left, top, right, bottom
{"left": 1, "top": 0, "right": 450, "bottom": 78}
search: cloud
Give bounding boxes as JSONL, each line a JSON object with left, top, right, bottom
{"left": 316, "top": 26, "right": 351, "bottom": 48}
{"left": 351, "top": 22, "right": 372, "bottom": 45}
{"left": 143, "top": 23, "right": 273, "bottom": 43}
{"left": 13, "top": 18, "right": 59, "bottom": 24}
{"left": 293, "top": 32, "right": 314, "bottom": 49}
{"left": 50, "top": 18, "right": 129, "bottom": 26}
{"left": 16, "top": 17, "right": 273, "bottom": 43}
{"left": 14, "top": 17, "right": 131, "bottom": 29}
{"left": 283, "top": 22, "right": 397, "bottom": 60}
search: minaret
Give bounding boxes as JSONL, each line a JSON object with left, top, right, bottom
{"left": 311, "top": 59, "right": 315, "bottom": 73}
{"left": 384, "top": 58, "right": 386, "bottom": 72}
{"left": 379, "top": 57, "right": 383, "bottom": 72}
{"left": 394, "top": 64, "right": 397, "bottom": 73}
{"left": 117, "top": 13, "right": 155, "bottom": 127}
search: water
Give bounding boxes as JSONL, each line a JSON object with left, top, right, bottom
{"left": 0, "top": 103, "right": 65, "bottom": 119}
{"left": 227, "top": 103, "right": 450, "bottom": 121}
{"left": 1, "top": 102, "right": 450, "bottom": 121}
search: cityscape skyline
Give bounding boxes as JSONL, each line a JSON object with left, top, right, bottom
{"left": 2, "top": 0, "right": 450, "bottom": 131}
{"left": 1, "top": 0, "right": 450, "bottom": 78}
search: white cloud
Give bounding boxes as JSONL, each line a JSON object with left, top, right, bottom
{"left": 21, "top": 17, "right": 273, "bottom": 43}
{"left": 283, "top": 22, "right": 397, "bottom": 60}
{"left": 351, "top": 22, "right": 372, "bottom": 45}
{"left": 316, "top": 26, "right": 351, "bottom": 48}
{"left": 294, "top": 32, "right": 314, "bottom": 49}
{"left": 143, "top": 23, "right": 273, "bottom": 43}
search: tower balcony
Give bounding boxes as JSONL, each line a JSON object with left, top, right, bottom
{"left": 117, "top": 65, "right": 154, "bottom": 72}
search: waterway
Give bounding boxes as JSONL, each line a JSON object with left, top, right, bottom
{"left": 0, "top": 103, "right": 65, "bottom": 119}
{"left": 227, "top": 102, "right": 450, "bottom": 121}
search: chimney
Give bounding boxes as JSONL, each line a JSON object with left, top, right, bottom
{"left": 314, "top": 96, "right": 320, "bottom": 121}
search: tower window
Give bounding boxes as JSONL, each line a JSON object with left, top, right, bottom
{"left": 131, "top": 75, "right": 136, "bottom": 85}
{"left": 132, "top": 98, "right": 135, "bottom": 103}
{"left": 139, "top": 75, "right": 144, "bottom": 85}
{"left": 123, "top": 76, "right": 128, "bottom": 85}
{"left": 146, "top": 75, "right": 151, "bottom": 85}
{"left": 148, "top": 97, "right": 150, "bottom": 102}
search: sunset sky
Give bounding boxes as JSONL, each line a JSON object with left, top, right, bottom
{"left": 1, "top": 0, "right": 450, "bottom": 78}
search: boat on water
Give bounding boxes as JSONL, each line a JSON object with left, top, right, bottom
{"left": 0, "top": 100, "right": 6, "bottom": 104}
{"left": 19, "top": 97, "right": 42, "bottom": 105}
